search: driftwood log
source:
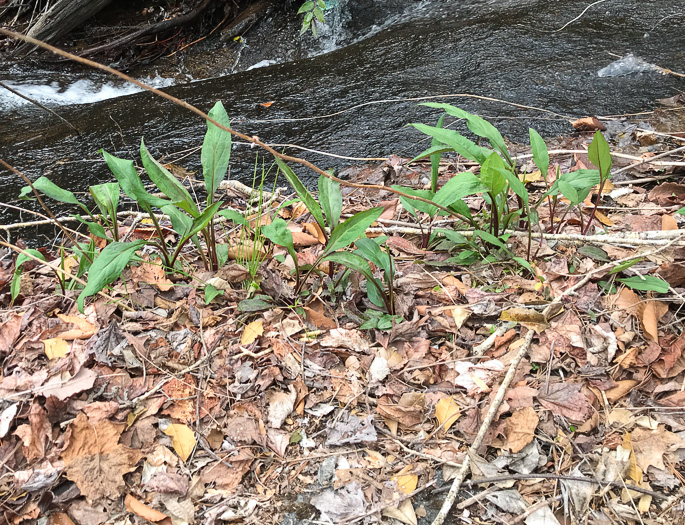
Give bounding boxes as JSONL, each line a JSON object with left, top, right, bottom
{"left": 13, "top": 0, "right": 116, "bottom": 55}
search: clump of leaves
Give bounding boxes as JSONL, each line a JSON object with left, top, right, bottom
{"left": 298, "top": 0, "right": 327, "bottom": 37}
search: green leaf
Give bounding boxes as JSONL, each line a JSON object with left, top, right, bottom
{"left": 77, "top": 240, "right": 146, "bottom": 312}
{"left": 218, "top": 209, "right": 248, "bottom": 226}
{"left": 181, "top": 201, "right": 222, "bottom": 245}
{"left": 238, "top": 295, "right": 273, "bottom": 312}
{"left": 355, "top": 237, "right": 392, "bottom": 276}
{"left": 619, "top": 275, "right": 669, "bottom": 293}
{"left": 101, "top": 149, "right": 171, "bottom": 208}
{"left": 578, "top": 245, "right": 609, "bottom": 262}
{"left": 162, "top": 204, "right": 192, "bottom": 237}
{"left": 676, "top": 206, "right": 685, "bottom": 215}
{"left": 73, "top": 215, "right": 108, "bottom": 240}
{"left": 609, "top": 258, "right": 641, "bottom": 275}
{"left": 317, "top": 0, "right": 326, "bottom": 9}
{"left": 204, "top": 283, "right": 223, "bottom": 304}
{"left": 501, "top": 168, "right": 529, "bottom": 206}
{"left": 201, "top": 101, "right": 231, "bottom": 200}
{"left": 393, "top": 186, "right": 438, "bottom": 219}
{"left": 313, "top": 6, "right": 325, "bottom": 22}
{"left": 140, "top": 139, "right": 198, "bottom": 216}
{"left": 479, "top": 152, "right": 507, "bottom": 195}
{"left": 436, "top": 228, "right": 469, "bottom": 245}
{"left": 304, "top": 11, "right": 314, "bottom": 23}
{"left": 275, "top": 158, "right": 325, "bottom": 231}
{"left": 588, "top": 130, "right": 612, "bottom": 180}
{"left": 322, "top": 251, "right": 375, "bottom": 283}
{"left": 263, "top": 218, "right": 298, "bottom": 271}
{"left": 90, "top": 182, "right": 120, "bottom": 219}
{"left": 20, "top": 177, "right": 88, "bottom": 213}
{"left": 430, "top": 114, "right": 445, "bottom": 192}
{"left": 365, "top": 277, "right": 387, "bottom": 309}
{"left": 411, "top": 123, "right": 491, "bottom": 164}
{"left": 558, "top": 179, "right": 579, "bottom": 205}
{"left": 11, "top": 249, "right": 45, "bottom": 302}
{"left": 473, "top": 230, "right": 506, "bottom": 249}
{"left": 421, "top": 103, "right": 511, "bottom": 164}
{"left": 318, "top": 174, "right": 342, "bottom": 229}
{"left": 298, "top": 1, "right": 315, "bottom": 14}
{"left": 529, "top": 128, "right": 549, "bottom": 176}
{"left": 433, "top": 172, "right": 485, "bottom": 208}
{"left": 324, "top": 207, "right": 384, "bottom": 256}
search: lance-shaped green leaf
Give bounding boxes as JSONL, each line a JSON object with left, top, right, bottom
{"left": 393, "top": 186, "right": 438, "bottom": 219}
{"left": 202, "top": 101, "right": 231, "bottom": 201}
{"left": 73, "top": 215, "right": 108, "bottom": 240}
{"left": 19, "top": 177, "right": 89, "bottom": 214}
{"left": 324, "top": 207, "right": 384, "bottom": 256}
{"left": 162, "top": 204, "right": 193, "bottom": 238}
{"left": 411, "top": 123, "right": 491, "bottom": 165}
{"left": 588, "top": 130, "right": 612, "bottom": 180}
{"left": 275, "top": 158, "right": 325, "bottom": 231}
{"left": 101, "top": 150, "right": 172, "bottom": 208}
{"left": 355, "top": 237, "right": 392, "bottom": 277}
{"left": 90, "top": 182, "right": 120, "bottom": 218}
{"left": 179, "top": 202, "right": 222, "bottom": 245}
{"left": 263, "top": 218, "right": 298, "bottom": 270}
{"left": 479, "top": 152, "right": 507, "bottom": 195}
{"left": 529, "top": 128, "right": 549, "bottom": 176}
{"left": 422, "top": 103, "right": 511, "bottom": 165}
{"left": 11, "top": 249, "right": 45, "bottom": 302}
{"left": 619, "top": 275, "right": 669, "bottom": 293}
{"left": 77, "top": 240, "right": 146, "bottom": 312}
{"left": 140, "top": 139, "right": 198, "bottom": 216}
{"left": 433, "top": 172, "right": 485, "bottom": 208}
{"left": 318, "top": 174, "right": 342, "bottom": 230}
{"left": 322, "top": 251, "right": 374, "bottom": 283}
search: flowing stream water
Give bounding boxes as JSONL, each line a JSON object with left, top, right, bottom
{"left": 0, "top": 0, "right": 683, "bottom": 230}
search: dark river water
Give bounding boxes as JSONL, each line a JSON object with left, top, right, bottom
{"left": 0, "top": 0, "right": 683, "bottom": 228}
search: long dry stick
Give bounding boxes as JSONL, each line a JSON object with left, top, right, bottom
{"left": 0, "top": 28, "right": 458, "bottom": 219}
{"left": 431, "top": 329, "right": 536, "bottom": 525}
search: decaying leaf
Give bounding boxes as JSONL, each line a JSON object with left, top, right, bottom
{"left": 163, "top": 423, "right": 197, "bottom": 462}
{"left": 241, "top": 319, "right": 263, "bottom": 345}
{"left": 435, "top": 397, "right": 461, "bottom": 432}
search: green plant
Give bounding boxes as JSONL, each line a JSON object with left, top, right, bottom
{"left": 10, "top": 249, "right": 46, "bottom": 303}
{"left": 19, "top": 101, "right": 234, "bottom": 312}
{"left": 298, "top": 0, "right": 326, "bottom": 37}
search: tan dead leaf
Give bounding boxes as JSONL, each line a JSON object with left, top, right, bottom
{"left": 40, "top": 367, "right": 98, "bottom": 401}
{"left": 592, "top": 209, "right": 614, "bottom": 227}
{"left": 658, "top": 262, "right": 685, "bottom": 287}
{"left": 303, "top": 222, "right": 326, "bottom": 243}
{"left": 61, "top": 413, "right": 142, "bottom": 501}
{"left": 435, "top": 397, "right": 461, "bottom": 432}
{"left": 0, "top": 313, "right": 23, "bottom": 354}
{"left": 447, "top": 306, "right": 471, "bottom": 329}
{"left": 56, "top": 313, "right": 97, "bottom": 340}
{"left": 386, "top": 235, "right": 425, "bottom": 255}
{"left": 570, "top": 116, "right": 606, "bottom": 131}
{"left": 613, "top": 288, "right": 668, "bottom": 342}
{"left": 304, "top": 305, "right": 337, "bottom": 330}
{"left": 289, "top": 226, "right": 321, "bottom": 247}
{"left": 648, "top": 183, "right": 685, "bottom": 207}
{"left": 364, "top": 449, "right": 387, "bottom": 469}
{"left": 502, "top": 407, "right": 539, "bottom": 453}
{"left": 49, "top": 512, "right": 76, "bottom": 525}
{"left": 42, "top": 337, "right": 69, "bottom": 359}
{"left": 163, "top": 423, "right": 196, "bottom": 462}
{"left": 376, "top": 393, "right": 425, "bottom": 430}
{"left": 499, "top": 307, "right": 549, "bottom": 333}
{"left": 14, "top": 403, "right": 51, "bottom": 462}
{"left": 241, "top": 319, "right": 263, "bottom": 345}
{"left": 662, "top": 215, "right": 678, "bottom": 230}
{"left": 200, "top": 449, "right": 254, "bottom": 492}
{"left": 130, "top": 260, "right": 174, "bottom": 291}
{"left": 604, "top": 380, "right": 639, "bottom": 403}
{"left": 267, "top": 386, "right": 297, "bottom": 429}
{"left": 124, "top": 494, "right": 170, "bottom": 523}
{"left": 227, "top": 242, "right": 267, "bottom": 261}
{"left": 383, "top": 499, "right": 417, "bottom": 525}
{"left": 630, "top": 427, "right": 685, "bottom": 472}
{"left": 379, "top": 199, "right": 399, "bottom": 220}
{"left": 538, "top": 383, "right": 593, "bottom": 422}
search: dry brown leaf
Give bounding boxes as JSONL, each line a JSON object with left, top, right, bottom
{"left": 604, "top": 380, "right": 639, "bottom": 403}
{"left": 124, "top": 494, "right": 170, "bottom": 523}
{"left": 662, "top": 215, "right": 678, "bottom": 230}
{"left": 0, "top": 313, "right": 23, "bottom": 355}
{"left": 647, "top": 183, "right": 685, "bottom": 206}
{"left": 499, "top": 307, "right": 549, "bottom": 333}
{"left": 502, "top": 407, "right": 539, "bottom": 453}
{"left": 200, "top": 449, "right": 254, "bottom": 492}
{"left": 61, "top": 413, "right": 142, "bottom": 501}
{"left": 241, "top": 319, "right": 263, "bottom": 345}
{"left": 49, "top": 512, "right": 76, "bottom": 525}
{"left": 304, "top": 305, "right": 337, "bottom": 330}
{"left": 631, "top": 427, "right": 685, "bottom": 472}
{"left": 570, "top": 116, "right": 606, "bottom": 131}
{"left": 56, "top": 313, "right": 97, "bottom": 340}
{"left": 614, "top": 288, "right": 668, "bottom": 342}
{"left": 538, "top": 383, "right": 593, "bottom": 422}
{"left": 383, "top": 499, "right": 417, "bottom": 525}
{"left": 377, "top": 393, "right": 425, "bottom": 430}
{"left": 130, "top": 260, "right": 174, "bottom": 292}
{"left": 392, "top": 465, "right": 418, "bottom": 494}
{"left": 14, "top": 402, "right": 51, "bottom": 462}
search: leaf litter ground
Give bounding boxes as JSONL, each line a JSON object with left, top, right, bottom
{"left": 1, "top": 111, "right": 685, "bottom": 525}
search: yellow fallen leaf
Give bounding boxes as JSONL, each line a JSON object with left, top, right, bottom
{"left": 383, "top": 499, "right": 417, "bottom": 525}
{"left": 42, "top": 338, "right": 69, "bottom": 359}
{"left": 392, "top": 465, "right": 418, "bottom": 494}
{"left": 241, "top": 319, "right": 264, "bottom": 345}
{"left": 519, "top": 169, "right": 541, "bottom": 183}
{"left": 163, "top": 423, "right": 196, "bottom": 462}
{"left": 435, "top": 397, "right": 461, "bottom": 432}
